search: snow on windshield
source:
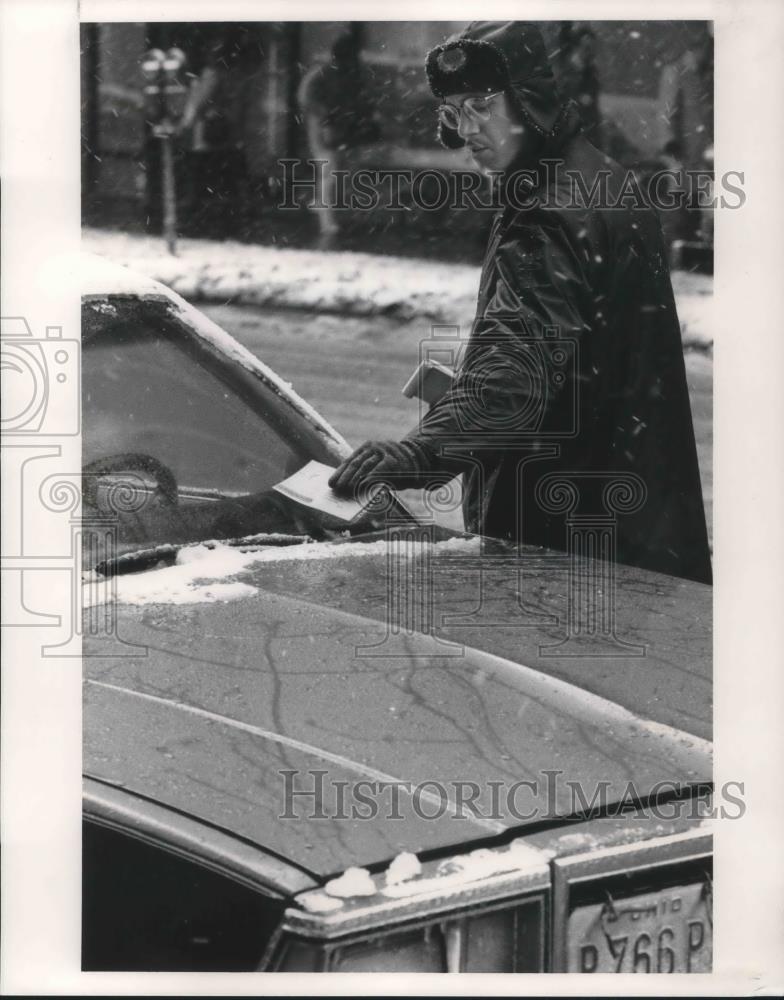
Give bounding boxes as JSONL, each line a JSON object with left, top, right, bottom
{"left": 84, "top": 536, "right": 482, "bottom": 608}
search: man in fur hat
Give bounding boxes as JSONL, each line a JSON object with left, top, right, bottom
{"left": 330, "top": 21, "right": 711, "bottom": 584}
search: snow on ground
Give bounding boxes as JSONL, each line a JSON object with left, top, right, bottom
{"left": 84, "top": 535, "right": 483, "bottom": 608}
{"left": 82, "top": 227, "right": 713, "bottom": 348}
{"left": 671, "top": 270, "right": 713, "bottom": 349}
{"left": 82, "top": 227, "right": 479, "bottom": 324}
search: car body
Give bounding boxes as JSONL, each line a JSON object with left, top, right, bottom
{"left": 81, "top": 254, "right": 713, "bottom": 973}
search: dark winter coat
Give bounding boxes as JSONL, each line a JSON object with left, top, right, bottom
{"left": 407, "top": 25, "right": 711, "bottom": 584}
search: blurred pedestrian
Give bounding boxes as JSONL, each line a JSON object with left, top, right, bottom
{"left": 659, "top": 23, "right": 714, "bottom": 243}
{"left": 330, "top": 20, "right": 711, "bottom": 584}
{"left": 178, "top": 28, "right": 255, "bottom": 237}
{"left": 297, "top": 29, "right": 380, "bottom": 246}
{"left": 554, "top": 24, "right": 602, "bottom": 145}
{"left": 660, "top": 24, "right": 713, "bottom": 173}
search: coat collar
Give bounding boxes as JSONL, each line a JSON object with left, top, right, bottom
{"left": 494, "top": 99, "right": 583, "bottom": 206}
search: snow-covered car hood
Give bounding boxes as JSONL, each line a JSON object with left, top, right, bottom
{"left": 84, "top": 537, "right": 711, "bottom": 879}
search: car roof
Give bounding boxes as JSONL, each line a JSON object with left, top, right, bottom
{"left": 84, "top": 557, "right": 712, "bottom": 884}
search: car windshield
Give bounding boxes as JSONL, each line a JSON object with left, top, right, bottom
{"left": 82, "top": 296, "right": 350, "bottom": 570}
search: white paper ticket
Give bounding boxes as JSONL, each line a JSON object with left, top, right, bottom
{"left": 273, "top": 460, "right": 382, "bottom": 522}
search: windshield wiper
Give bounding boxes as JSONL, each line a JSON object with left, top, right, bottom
{"left": 85, "top": 532, "right": 314, "bottom": 580}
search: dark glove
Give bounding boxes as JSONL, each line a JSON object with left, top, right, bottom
{"left": 328, "top": 440, "right": 434, "bottom": 496}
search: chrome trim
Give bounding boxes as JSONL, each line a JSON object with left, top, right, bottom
{"left": 83, "top": 777, "right": 316, "bottom": 897}
{"left": 551, "top": 826, "right": 712, "bottom": 972}
{"left": 284, "top": 856, "right": 550, "bottom": 940}
{"left": 444, "top": 918, "right": 466, "bottom": 973}
{"left": 527, "top": 892, "right": 548, "bottom": 973}
{"left": 273, "top": 892, "right": 548, "bottom": 972}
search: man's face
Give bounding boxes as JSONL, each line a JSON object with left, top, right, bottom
{"left": 445, "top": 91, "right": 525, "bottom": 172}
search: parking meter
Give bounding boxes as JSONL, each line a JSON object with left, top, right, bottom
{"left": 141, "top": 48, "right": 167, "bottom": 123}
{"left": 141, "top": 47, "right": 188, "bottom": 255}
{"left": 161, "top": 48, "right": 189, "bottom": 122}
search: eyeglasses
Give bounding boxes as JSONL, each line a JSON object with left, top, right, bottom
{"left": 437, "top": 91, "right": 503, "bottom": 131}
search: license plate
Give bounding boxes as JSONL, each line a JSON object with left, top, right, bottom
{"left": 568, "top": 881, "right": 712, "bottom": 973}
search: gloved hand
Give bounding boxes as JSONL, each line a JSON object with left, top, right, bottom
{"left": 328, "top": 440, "right": 434, "bottom": 496}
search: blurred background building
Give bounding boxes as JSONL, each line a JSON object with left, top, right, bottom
{"left": 81, "top": 20, "right": 713, "bottom": 264}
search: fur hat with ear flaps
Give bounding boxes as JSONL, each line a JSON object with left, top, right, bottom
{"left": 426, "top": 21, "right": 573, "bottom": 151}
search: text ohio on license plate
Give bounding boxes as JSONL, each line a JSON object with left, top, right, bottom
{"left": 568, "top": 881, "right": 712, "bottom": 973}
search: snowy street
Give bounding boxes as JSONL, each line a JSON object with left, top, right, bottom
{"left": 82, "top": 227, "right": 715, "bottom": 348}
